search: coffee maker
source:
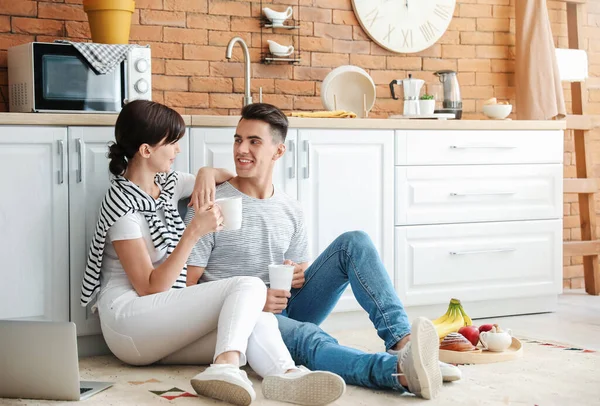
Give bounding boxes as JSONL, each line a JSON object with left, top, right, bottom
{"left": 433, "top": 70, "right": 462, "bottom": 119}
{"left": 389, "top": 74, "right": 424, "bottom": 116}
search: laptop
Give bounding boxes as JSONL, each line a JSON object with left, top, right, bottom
{"left": 0, "top": 320, "right": 113, "bottom": 401}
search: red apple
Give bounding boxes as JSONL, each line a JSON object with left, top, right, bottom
{"left": 479, "top": 324, "right": 494, "bottom": 333}
{"left": 458, "top": 326, "right": 480, "bottom": 347}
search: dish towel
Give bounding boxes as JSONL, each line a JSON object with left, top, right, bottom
{"left": 290, "top": 110, "right": 357, "bottom": 118}
{"left": 54, "top": 40, "right": 144, "bottom": 74}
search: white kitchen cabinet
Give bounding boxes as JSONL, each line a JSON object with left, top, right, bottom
{"left": 0, "top": 126, "right": 69, "bottom": 322}
{"left": 68, "top": 127, "right": 190, "bottom": 336}
{"left": 297, "top": 130, "right": 395, "bottom": 312}
{"left": 190, "top": 127, "right": 298, "bottom": 199}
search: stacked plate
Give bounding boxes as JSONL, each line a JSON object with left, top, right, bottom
{"left": 321, "top": 65, "right": 376, "bottom": 118}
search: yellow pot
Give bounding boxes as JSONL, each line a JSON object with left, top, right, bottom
{"left": 83, "top": 0, "right": 135, "bottom": 44}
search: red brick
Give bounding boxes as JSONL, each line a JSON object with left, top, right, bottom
{"left": 152, "top": 58, "right": 165, "bottom": 74}
{"left": 231, "top": 17, "right": 261, "bottom": 33}
{"left": 490, "top": 59, "right": 514, "bottom": 73}
{"left": 164, "top": 0, "right": 208, "bottom": 12}
{"left": 493, "top": 5, "right": 513, "bottom": 18}
{"left": 459, "top": 4, "right": 492, "bottom": 18}
{"left": 261, "top": 93, "right": 293, "bottom": 110}
{"left": 12, "top": 17, "right": 63, "bottom": 36}
{"left": 0, "top": 0, "right": 37, "bottom": 16}
{"left": 300, "top": 37, "right": 333, "bottom": 53}
{"left": 140, "top": 10, "right": 186, "bottom": 27}
{"left": 370, "top": 70, "right": 404, "bottom": 85}
{"left": 494, "top": 32, "right": 515, "bottom": 46}
{"left": 190, "top": 77, "right": 233, "bottom": 93}
{"left": 353, "top": 26, "right": 370, "bottom": 41}
{"left": 65, "top": 21, "right": 90, "bottom": 38}
{"left": 461, "top": 85, "right": 494, "bottom": 99}
{"left": 209, "top": 1, "right": 251, "bottom": 17}
{"left": 165, "top": 60, "right": 209, "bottom": 76}
{"left": 442, "top": 45, "right": 476, "bottom": 58}
{"left": 332, "top": 10, "right": 357, "bottom": 25}
{"left": 164, "top": 27, "right": 208, "bottom": 45}
{"left": 209, "top": 31, "right": 252, "bottom": 47}
{"left": 165, "top": 91, "right": 209, "bottom": 107}
{"left": 0, "top": 33, "right": 35, "bottom": 50}
{"left": 145, "top": 42, "right": 183, "bottom": 59}
{"left": 294, "top": 96, "right": 323, "bottom": 111}
{"left": 233, "top": 78, "right": 275, "bottom": 94}
{"left": 135, "top": 0, "right": 163, "bottom": 9}
{"left": 38, "top": 3, "right": 87, "bottom": 21}
{"left": 476, "top": 72, "right": 512, "bottom": 86}
{"left": 477, "top": 18, "right": 510, "bottom": 32}
{"left": 387, "top": 57, "right": 422, "bottom": 70}
{"left": 252, "top": 63, "right": 293, "bottom": 79}
{"left": 423, "top": 58, "right": 457, "bottom": 72}
{"left": 311, "top": 52, "right": 349, "bottom": 68}
{"left": 0, "top": 16, "right": 9, "bottom": 33}
{"left": 210, "top": 61, "right": 245, "bottom": 78}
{"left": 457, "top": 72, "right": 476, "bottom": 86}
{"left": 293, "top": 66, "right": 331, "bottom": 81}
{"left": 187, "top": 14, "right": 230, "bottom": 30}
{"left": 314, "top": 0, "right": 352, "bottom": 10}
{"left": 209, "top": 93, "right": 243, "bottom": 109}
{"left": 128, "top": 25, "right": 162, "bottom": 42}
{"left": 275, "top": 79, "right": 314, "bottom": 96}
{"left": 438, "top": 31, "right": 460, "bottom": 45}
{"left": 413, "top": 44, "right": 442, "bottom": 58}
{"left": 476, "top": 45, "right": 509, "bottom": 59}
{"left": 300, "top": 6, "right": 331, "bottom": 23}
{"left": 332, "top": 39, "right": 369, "bottom": 54}
{"left": 448, "top": 17, "right": 476, "bottom": 31}
{"left": 349, "top": 54, "right": 386, "bottom": 69}
{"left": 187, "top": 108, "right": 229, "bottom": 115}
{"left": 185, "top": 45, "right": 227, "bottom": 61}
{"left": 570, "top": 277, "right": 585, "bottom": 289}
{"left": 461, "top": 32, "right": 494, "bottom": 45}
{"left": 314, "top": 23, "right": 352, "bottom": 40}
{"left": 152, "top": 75, "right": 189, "bottom": 91}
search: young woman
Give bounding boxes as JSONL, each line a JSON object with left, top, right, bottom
{"left": 80, "top": 100, "right": 345, "bottom": 406}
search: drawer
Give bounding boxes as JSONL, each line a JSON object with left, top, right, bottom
{"left": 395, "top": 164, "right": 563, "bottom": 225}
{"left": 395, "top": 130, "right": 563, "bottom": 165}
{"left": 395, "top": 219, "right": 562, "bottom": 307}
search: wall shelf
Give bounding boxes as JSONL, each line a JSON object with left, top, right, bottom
{"left": 259, "top": 0, "right": 301, "bottom": 65}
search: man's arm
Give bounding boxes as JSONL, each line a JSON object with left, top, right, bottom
{"left": 186, "top": 265, "right": 205, "bottom": 286}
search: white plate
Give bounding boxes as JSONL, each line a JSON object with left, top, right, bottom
{"left": 321, "top": 65, "right": 376, "bottom": 118}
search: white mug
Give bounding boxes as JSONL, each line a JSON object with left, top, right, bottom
{"left": 268, "top": 264, "right": 294, "bottom": 291}
{"left": 215, "top": 197, "right": 242, "bottom": 231}
{"left": 479, "top": 329, "right": 513, "bottom": 352}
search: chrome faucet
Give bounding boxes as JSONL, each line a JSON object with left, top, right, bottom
{"left": 225, "top": 37, "right": 252, "bottom": 106}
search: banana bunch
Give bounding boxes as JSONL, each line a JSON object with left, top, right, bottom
{"left": 432, "top": 298, "right": 473, "bottom": 341}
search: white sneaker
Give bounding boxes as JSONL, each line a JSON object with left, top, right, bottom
{"left": 396, "top": 317, "right": 442, "bottom": 399}
{"left": 262, "top": 366, "right": 346, "bottom": 405}
{"left": 388, "top": 348, "right": 461, "bottom": 382}
{"left": 191, "top": 364, "right": 256, "bottom": 406}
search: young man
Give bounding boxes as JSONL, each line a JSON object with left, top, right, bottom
{"left": 185, "top": 103, "right": 457, "bottom": 400}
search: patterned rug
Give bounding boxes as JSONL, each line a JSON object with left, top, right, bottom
{"left": 1, "top": 334, "right": 598, "bottom": 406}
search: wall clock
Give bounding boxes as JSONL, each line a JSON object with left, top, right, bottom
{"left": 351, "top": 0, "right": 456, "bottom": 54}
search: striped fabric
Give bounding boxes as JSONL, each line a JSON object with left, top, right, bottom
{"left": 80, "top": 171, "right": 187, "bottom": 306}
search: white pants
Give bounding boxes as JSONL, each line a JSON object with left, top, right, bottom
{"left": 97, "top": 276, "right": 296, "bottom": 377}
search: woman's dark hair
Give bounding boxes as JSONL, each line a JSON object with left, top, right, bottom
{"left": 240, "top": 103, "right": 289, "bottom": 143}
{"left": 108, "top": 100, "right": 186, "bottom": 176}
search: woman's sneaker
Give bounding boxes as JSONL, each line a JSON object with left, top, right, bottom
{"left": 262, "top": 366, "right": 346, "bottom": 405}
{"left": 388, "top": 349, "right": 461, "bottom": 382}
{"left": 396, "top": 317, "right": 443, "bottom": 399}
{"left": 191, "top": 364, "right": 256, "bottom": 406}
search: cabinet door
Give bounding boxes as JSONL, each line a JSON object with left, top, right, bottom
{"left": 298, "top": 129, "right": 395, "bottom": 313}
{"left": 190, "top": 127, "right": 298, "bottom": 199}
{"left": 0, "top": 126, "right": 69, "bottom": 321}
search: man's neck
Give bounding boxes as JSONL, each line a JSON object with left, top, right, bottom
{"left": 229, "top": 176, "right": 274, "bottom": 199}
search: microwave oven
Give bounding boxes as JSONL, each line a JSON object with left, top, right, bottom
{"left": 7, "top": 42, "right": 152, "bottom": 113}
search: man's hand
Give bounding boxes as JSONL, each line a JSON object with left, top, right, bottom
{"left": 285, "top": 259, "right": 305, "bottom": 289}
{"left": 263, "top": 289, "right": 290, "bottom": 314}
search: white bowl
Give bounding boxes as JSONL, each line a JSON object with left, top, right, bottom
{"left": 321, "top": 65, "right": 376, "bottom": 118}
{"left": 483, "top": 104, "right": 512, "bottom": 119}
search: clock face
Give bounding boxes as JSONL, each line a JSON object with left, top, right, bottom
{"left": 352, "top": 0, "right": 456, "bottom": 54}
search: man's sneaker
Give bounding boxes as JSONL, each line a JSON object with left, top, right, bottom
{"left": 262, "top": 366, "right": 346, "bottom": 405}
{"left": 396, "top": 317, "right": 442, "bottom": 399}
{"left": 191, "top": 364, "right": 256, "bottom": 406}
{"left": 388, "top": 348, "right": 461, "bottom": 382}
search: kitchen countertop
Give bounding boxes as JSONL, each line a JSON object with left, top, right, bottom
{"left": 0, "top": 112, "right": 567, "bottom": 130}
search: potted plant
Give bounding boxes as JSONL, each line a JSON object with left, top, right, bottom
{"left": 83, "top": 0, "right": 135, "bottom": 44}
{"left": 419, "top": 94, "right": 436, "bottom": 116}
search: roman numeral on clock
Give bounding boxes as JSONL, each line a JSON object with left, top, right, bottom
{"left": 434, "top": 4, "right": 453, "bottom": 20}
{"left": 383, "top": 24, "right": 396, "bottom": 43}
{"left": 365, "top": 8, "right": 381, "bottom": 28}
{"left": 420, "top": 20, "right": 438, "bottom": 42}
{"left": 401, "top": 29, "right": 413, "bottom": 48}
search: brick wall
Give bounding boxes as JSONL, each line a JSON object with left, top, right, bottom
{"left": 0, "top": 0, "right": 599, "bottom": 288}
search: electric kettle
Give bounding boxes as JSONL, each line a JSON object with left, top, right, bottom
{"left": 433, "top": 70, "right": 462, "bottom": 119}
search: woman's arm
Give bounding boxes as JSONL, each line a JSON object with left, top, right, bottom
{"left": 189, "top": 167, "right": 235, "bottom": 211}
{"left": 113, "top": 204, "right": 223, "bottom": 296}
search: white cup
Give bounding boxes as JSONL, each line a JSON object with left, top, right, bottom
{"left": 215, "top": 197, "right": 242, "bottom": 231}
{"left": 268, "top": 264, "right": 294, "bottom": 291}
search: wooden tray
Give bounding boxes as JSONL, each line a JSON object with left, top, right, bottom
{"left": 439, "top": 337, "right": 523, "bottom": 365}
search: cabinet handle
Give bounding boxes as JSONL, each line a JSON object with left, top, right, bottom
{"left": 449, "top": 144, "right": 516, "bottom": 149}
{"left": 288, "top": 140, "right": 296, "bottom": 179}
{"left": 304, "top": 140, "right": 310, "bottom": 179}
{"left": 450, "top": 191, "right": 516, "bottom": 196}
{"left": 76, "top": 138, "right": 83, "bottom": 183}
{"left": 57, "top": 140, "right": 64, "bottom": 184}
{"left": 449, "top": 248, "right": 516, "bottom": 255}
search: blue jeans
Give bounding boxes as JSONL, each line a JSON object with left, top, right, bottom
{"left": 277, "top": 231, "right": 410, "bottom": 390}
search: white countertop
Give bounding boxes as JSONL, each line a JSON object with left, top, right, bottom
{"left": 0, "top": 112, "right": 567, "bottom": 130}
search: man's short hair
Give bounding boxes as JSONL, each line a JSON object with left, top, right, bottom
{"left": 240, "top": 103, "right": 289, "bottom": 143}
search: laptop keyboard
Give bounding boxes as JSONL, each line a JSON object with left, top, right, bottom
{"left": 80, "top": 387, "right": 93, "bottom": 395}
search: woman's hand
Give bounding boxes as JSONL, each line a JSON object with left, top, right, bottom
{"left": 186, "top": 203, "right": 224, "bottom": 239}
{"left": 189, "top": 168, "right": 217, "bottom": 213}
